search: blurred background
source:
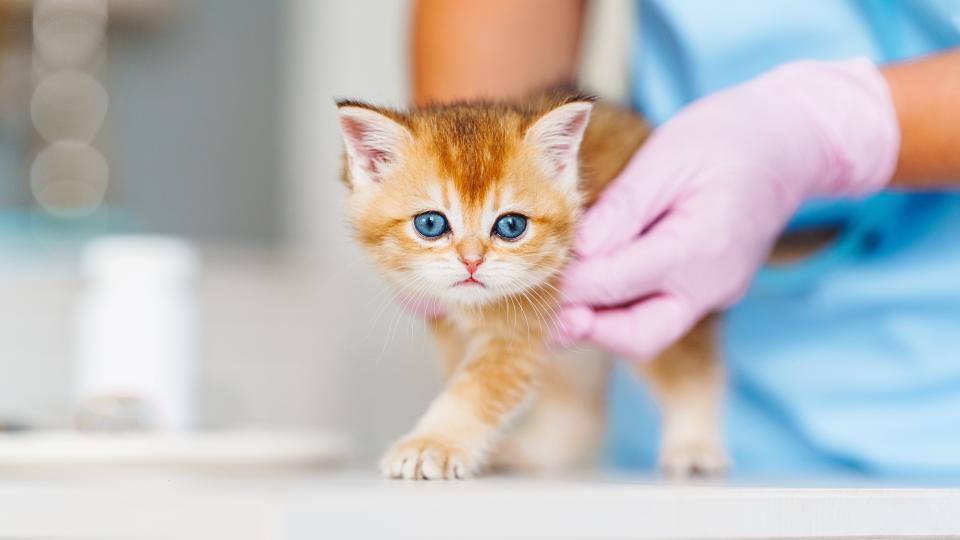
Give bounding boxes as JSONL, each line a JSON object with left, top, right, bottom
{"left": 0, "top": 0, "right": 629, "bottom": 461}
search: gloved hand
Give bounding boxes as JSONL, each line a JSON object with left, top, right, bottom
{"left": 552, "top": 59, "right": 900, "bottom": 361}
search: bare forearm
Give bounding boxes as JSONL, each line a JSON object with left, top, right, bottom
{"left": 883, "top": 48, "right": 960, "bottom": 188}
{"left": 411, "top": 0, "right": 584, "bottom": 105}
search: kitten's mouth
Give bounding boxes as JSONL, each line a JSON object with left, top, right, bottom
{"left": 455, "top": 276, "right": 485, "bottom": 287}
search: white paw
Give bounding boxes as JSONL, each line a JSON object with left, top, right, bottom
{"left": 659, "top": 437, "right": 728, "bottom": 478}
{"left": 380, "top": 435, "right": 478, "bottom": 480}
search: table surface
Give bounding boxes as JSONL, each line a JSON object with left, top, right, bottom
{"left": 2, "top": 468, "right": 960, "bottom": 540}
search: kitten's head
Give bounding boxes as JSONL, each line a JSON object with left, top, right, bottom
{"left": 336, "top": 95, "right": 592, "bottom": 307}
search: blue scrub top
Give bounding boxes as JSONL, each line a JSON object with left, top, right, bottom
{"left": 607, "top": 0, "right": 960, "bottom": 478}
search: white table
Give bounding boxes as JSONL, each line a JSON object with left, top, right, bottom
{"left": 1, "top": 469, "right": 959, "bottom": 540}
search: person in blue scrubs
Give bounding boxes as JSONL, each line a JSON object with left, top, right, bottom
{"left": 412, "top": 0, "right": 960, "bottom": 477}
{"left": 606, "top": 0, "right": 960, "bottom": 478}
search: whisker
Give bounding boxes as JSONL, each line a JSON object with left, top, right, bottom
{"left": 373, "top": 273, "right": 431, "bottom": 367}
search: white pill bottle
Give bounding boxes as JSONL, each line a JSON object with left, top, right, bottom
{"left": 74, "top": 236, "right": 199, "bottom": 431}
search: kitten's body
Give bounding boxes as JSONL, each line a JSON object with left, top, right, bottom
{"left": 338, "top": 92, "right": 725, "bottom": 479}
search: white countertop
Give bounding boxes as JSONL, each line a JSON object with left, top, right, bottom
{"left": 1, "top": 468, "right": 959, "bottom": 540}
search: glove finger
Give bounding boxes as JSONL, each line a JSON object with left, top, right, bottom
{"left": 561, "top": 219, "right": 683, "bottom": 306}
{"left": 587, "top": 295, "right": 692, "bottom": 362}
{"left": 574, "top": 148, "right": 679, "bottom": 257}
{"left": 547, "top": 304, "right": 595, "bottom": 349}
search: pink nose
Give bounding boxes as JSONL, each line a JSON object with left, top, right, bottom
{"left": 461, "top": 257, "right": 483, "bottom": 275}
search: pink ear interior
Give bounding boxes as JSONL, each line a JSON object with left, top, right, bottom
{"left": 543, "top": 109, "right": 589, "bottom": 173}
{"left": 527, "top": 102, "right": 593, "bottom": 176}
{"left": 337, "top": 106, "right": 410, "bottom": 184}
{"left": 339, "top": 115, "right": 392, "bottom": 178}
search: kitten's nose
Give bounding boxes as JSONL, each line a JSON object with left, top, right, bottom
{"left": 460, "top": 256, "right": 484, "bottom": 275}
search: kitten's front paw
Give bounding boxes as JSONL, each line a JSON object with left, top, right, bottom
{"left": 659, "top": 437, "right": 728, "bottom": 478}
{"left": 380, "top": 435, "right": 479, "bottom": 480}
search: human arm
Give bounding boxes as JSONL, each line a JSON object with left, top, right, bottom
{"left": 411, "top": 0, "right": 585, "bottom": 104}
{"left": 885, "top": 49, "right": 960, "bottom": 187}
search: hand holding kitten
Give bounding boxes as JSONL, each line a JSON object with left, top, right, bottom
{"left": 553, "top": 59, "right": 901, "bottom": 361}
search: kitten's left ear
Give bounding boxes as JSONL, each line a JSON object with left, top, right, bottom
{"left": 525, "top": 101, "right": 593, "bottom": 190}
{"left": 336, "top": 102, "right": 412, "bottom": 189}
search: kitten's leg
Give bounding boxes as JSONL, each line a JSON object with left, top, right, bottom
{"left": 492, "top": 346, "right": 610, "bottom": 473}
{"left": 380, "top": 335, "right": 542, "bottom": 480}
{"left": 636, "top": 316, "right": 728, "bottom": 477}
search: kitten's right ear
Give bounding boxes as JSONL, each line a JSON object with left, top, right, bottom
{"left": 336, "top": 102, "right": 411, "bottom": 189}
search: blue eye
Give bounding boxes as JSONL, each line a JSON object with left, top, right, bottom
{"left": 493, "top": 214, "right": 527, "bottom": 240}
{"left": 414, "top": 212, "right": 448, "bottom": 238}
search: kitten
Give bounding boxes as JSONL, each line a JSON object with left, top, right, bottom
{"left": 336, "top": 91, "right": 727, "bottom": 479}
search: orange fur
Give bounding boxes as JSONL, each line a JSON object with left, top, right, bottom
{"left": 338, "top": 90, "right": 726, "bottom": 479}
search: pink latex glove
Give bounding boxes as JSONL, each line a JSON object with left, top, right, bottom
{"left": 553, "top": 59, "right": 900, "bottom": 361}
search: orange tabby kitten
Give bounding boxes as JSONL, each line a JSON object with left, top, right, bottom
{"left": 336, "top": 92, "right": 726, "bottom": 479}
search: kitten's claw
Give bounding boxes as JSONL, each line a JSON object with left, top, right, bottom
{"left": 380, "top": 435, "right": 478, "bottom": 480}
{"left": 659, "top": 437, "right": 728, "bottom": 479}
